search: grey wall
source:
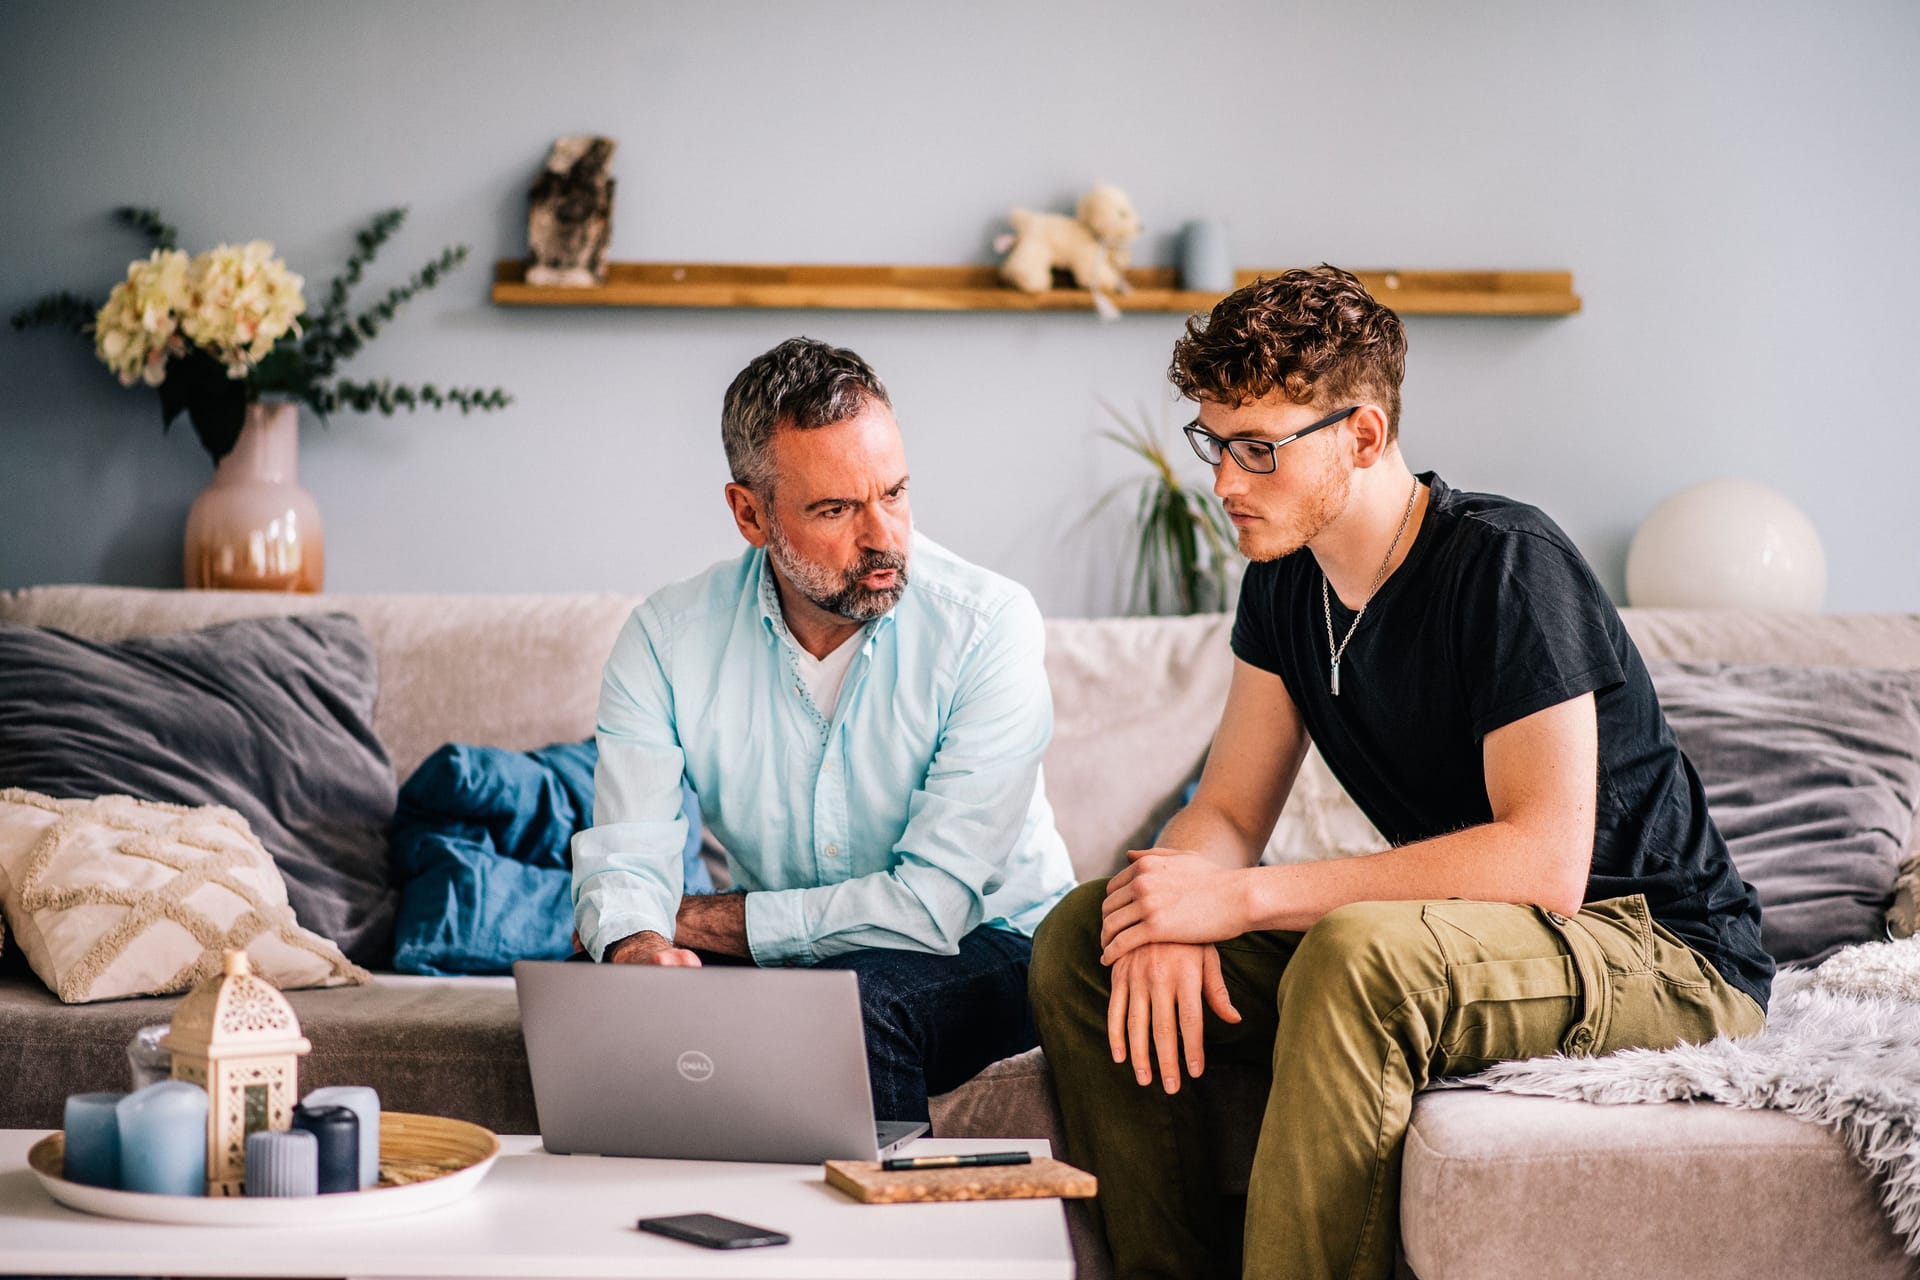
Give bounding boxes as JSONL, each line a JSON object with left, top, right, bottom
{"left": 2, "top": 0, "right": 1915, "bottom": 614}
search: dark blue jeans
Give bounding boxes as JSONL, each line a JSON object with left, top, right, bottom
{"left": 575, "top": 925, "right": 1038, "bottom": 1127}
{"left": 812, "top": 925, "right": 1038, "bottom": 1127}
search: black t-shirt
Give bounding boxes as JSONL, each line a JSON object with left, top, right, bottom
{"left": 1231, "top": 473, "right": 1773, "bottom": 1008}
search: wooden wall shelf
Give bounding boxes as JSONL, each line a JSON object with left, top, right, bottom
{"left": 491, "top": 262, "right": 1580, "bottom": 316}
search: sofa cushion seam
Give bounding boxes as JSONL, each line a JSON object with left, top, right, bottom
{"left": 1406, "top": 1141, "right": 1855, "bottom": 1165}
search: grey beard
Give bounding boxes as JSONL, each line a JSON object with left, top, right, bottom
{"left": 767, "top": 527, "right": 909, "bottom": 621}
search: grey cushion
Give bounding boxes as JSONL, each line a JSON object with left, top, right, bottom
{"left": 1650, "top": 660, "right": 1920, "bottom": 965}
{"left": 0, "top": 615, "right": 398, "bottom": 966}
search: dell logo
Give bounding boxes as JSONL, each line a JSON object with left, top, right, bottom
{"left": 676, "top": 1050, "right": 715, "bottom": 1083}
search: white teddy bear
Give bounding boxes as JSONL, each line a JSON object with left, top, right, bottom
{"left": 995, "top": 184, "right": 1143, "bottom": 316}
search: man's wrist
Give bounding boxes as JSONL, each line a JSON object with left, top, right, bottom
{"left": 675, "top": 892, "right": 751, "bottom": 957}
{"left": 604, "top": 929, "right": 670, "bottom": 963}
{"left": 1232, "top": 867, "right": 1260, "bottom": 937}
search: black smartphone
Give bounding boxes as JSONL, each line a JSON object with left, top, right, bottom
{"left": 636, "top": 1212, "right": 791, "bottom": 1250}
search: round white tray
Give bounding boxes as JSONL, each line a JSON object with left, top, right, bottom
{"left": 27, "top": 1111, "right": 500, "bottom": 1226}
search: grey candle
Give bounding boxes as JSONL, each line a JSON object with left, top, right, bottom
{"left": 244, "top": 1129, "right": 318, "bottom": 1197}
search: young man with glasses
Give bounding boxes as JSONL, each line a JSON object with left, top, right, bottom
{"left": 572, "top": 336, "right": 1076, "bottom": 1126}
{"left": 1030, "top": 267, "right": 1772, "bottom": 1280}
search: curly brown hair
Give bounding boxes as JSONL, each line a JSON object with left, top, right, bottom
{"left": 1168, "top": 266, "right": 1407, "bottom": 438}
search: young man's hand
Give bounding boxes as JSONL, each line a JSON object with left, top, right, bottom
{"left": 1108, "top": 941, "right": 1241, "bottom": 1092}
{"left": 604, "top": 930, "right": 703, "bottom": 966}
{"left": 1100, "top": 848, "right": 1252, "bottom": 963}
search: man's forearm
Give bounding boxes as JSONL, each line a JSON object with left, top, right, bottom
{"left": 1243, "top": 819, "right": 1590, "bottom": 934}
{"left": 673, "top": 892, "right": 751, "bottom": 957}
{"left": 1157, "top": 798, "right": 1269, "bottom": 870}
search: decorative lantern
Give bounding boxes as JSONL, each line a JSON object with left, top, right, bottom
{"left": 162, "top": 950, "right": 311, "bottom": 1196}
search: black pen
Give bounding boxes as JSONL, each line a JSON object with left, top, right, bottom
{"left": 881, "top": 1150, "right": 1033, "bottom": 1171}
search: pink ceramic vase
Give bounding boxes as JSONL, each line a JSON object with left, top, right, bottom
{"left": 182, "top": 401, "right": 325, "bottom": 592}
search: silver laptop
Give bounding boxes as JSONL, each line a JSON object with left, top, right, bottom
{"left": 513, "top": 961, "right": 928, "bottom": 1164}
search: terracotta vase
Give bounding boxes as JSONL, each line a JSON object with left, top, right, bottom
{"left": 182, "top": 401, "right": 325, "bottom": 592}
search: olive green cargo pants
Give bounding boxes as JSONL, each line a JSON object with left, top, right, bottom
{"left": 1030, "top": 880, "right": 1765, "bottom": 1280}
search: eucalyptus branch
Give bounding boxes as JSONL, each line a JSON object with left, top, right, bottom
{"left": 349, "top": 244, "right": 469, "bottom": 341}
{"left": 301, "top": 207, "right": 408, "bottom": 378}
{"left": 113, "top": 206, "right": 178, "bottom": 250}
{"left": 319, "top": 379, "right": 513, "bottom": 416}
{"left": 9, "top": 291, "right": 99, "bottom": 334}
{"left": 21, "top": 202, "right": 510, "bottom": 466}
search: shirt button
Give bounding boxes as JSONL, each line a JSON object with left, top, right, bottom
{"left": 1568, "top": 1028, "right": 1594, "bottom": 1052}
{"left": 825, "top": 845, "right": 838, "bottom": 857}
{"left": 1547, "top": 911, "right": 1569, "bottom": 926}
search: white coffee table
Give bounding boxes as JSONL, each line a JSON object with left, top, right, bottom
{"left": 0, "top": 1132, "right": 1074, "bottom": 1279}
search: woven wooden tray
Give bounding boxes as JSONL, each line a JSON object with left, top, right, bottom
{"left": 27, "top": 1111, "right": 500, "bottom": 1225}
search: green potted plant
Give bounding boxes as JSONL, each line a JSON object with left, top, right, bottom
{"left": 1092, "top": 398, "right": 1241, "bottom": 616}
{"left": 12, "top": 206, "right": 512, "bottom": 591}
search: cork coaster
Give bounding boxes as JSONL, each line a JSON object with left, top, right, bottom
{"left": 824, "top": 1156, "right": 1096, "bottom": 1203}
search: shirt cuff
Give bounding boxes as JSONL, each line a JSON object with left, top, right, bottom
{"left": 745, "top": 889, "right": 816, "bottom": 966}
{"left": 578, "top": 904, "right": 674, "bottom": 962}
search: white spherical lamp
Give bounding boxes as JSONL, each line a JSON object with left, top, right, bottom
{"left": 1626, "top": 479, "right": 1826, "bottom": 611}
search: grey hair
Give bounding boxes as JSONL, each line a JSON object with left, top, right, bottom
{"left": 721, "top": 337, "right": 891, "bottom": 492}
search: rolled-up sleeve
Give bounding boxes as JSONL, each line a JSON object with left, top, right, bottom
{"left": 744, "top": 594, "right": 1053, "bottom": 964}
{"left": 571, "top": 603, "right": 690, "bottom": 960}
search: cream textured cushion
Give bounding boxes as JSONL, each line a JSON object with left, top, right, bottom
{"left": 0, "top": 789, "right": 367, "bottom": 1003}
{"left": 1040, "top": 614, "right": 1235, "bottom": 880}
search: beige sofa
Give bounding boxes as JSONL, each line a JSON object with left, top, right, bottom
{"left": 2, "top": 585, "right": 1916, "bottom": 1279}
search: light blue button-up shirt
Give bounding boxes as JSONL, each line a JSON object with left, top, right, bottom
{"left": 572, "top": 532, "right": 1077, "bottom": 965}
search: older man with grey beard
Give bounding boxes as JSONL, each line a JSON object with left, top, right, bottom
{"left": 570, "top": 336, "right": 1077, "bottom": 1125}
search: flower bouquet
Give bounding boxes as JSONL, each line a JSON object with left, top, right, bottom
{"left": 13, "top": 206, "right": 512, "bottom": 465}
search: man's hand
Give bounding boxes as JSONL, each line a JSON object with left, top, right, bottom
{"left": 673, "top": 893, "right": 751, "bottom": 958}
{"left": 1100, "top": 848, "right": 1252, "bottom": 964}
{"left": 604, "top": 930, "right": 702, "bottom": 966}
{"left": 1108, "top": 941, "right": 1241, "bottom": 1093}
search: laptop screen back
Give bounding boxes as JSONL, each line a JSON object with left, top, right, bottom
{"left": 513, "top": 961, "right": 884, "bottom": 1164}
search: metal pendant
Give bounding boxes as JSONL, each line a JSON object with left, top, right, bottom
{"left": 1331, "top": 660, "right": 1341, "bottom": 697}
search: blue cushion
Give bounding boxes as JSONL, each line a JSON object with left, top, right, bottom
{"left": 389, "top": 740, "right": 711, "bottom": 975}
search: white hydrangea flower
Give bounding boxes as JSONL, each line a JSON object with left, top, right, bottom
{"left": 92, "top": 249, "right": 192, "bottom": 387}
{"left": 180, "top": 241, "right": 306, "bottom": 376}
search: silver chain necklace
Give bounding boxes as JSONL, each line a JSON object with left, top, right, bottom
{"left": 1320, "top": 477, "right": 1422, "bottom": 697}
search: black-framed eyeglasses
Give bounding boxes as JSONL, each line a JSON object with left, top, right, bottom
{"left": 1183, "top": 405, "right": 1360, "bottom": 475}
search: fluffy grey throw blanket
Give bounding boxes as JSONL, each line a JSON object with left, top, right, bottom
{"left": 1456, "top": 936, "right": 1920, "bottom": 1257}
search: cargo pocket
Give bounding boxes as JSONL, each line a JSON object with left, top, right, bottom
{"left": 1532, "top": 904, "right": 1616, "bottom": 1057}
{"left": 1422, "top": 901, "right": 1583, "bottom": 1073}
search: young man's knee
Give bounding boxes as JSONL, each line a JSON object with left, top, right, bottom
{"left": 1029, "top": 879, "right": 1108, "bottom": 1000}
{"left": 1283, "top": 900, "right": 1442, "bottom": 999}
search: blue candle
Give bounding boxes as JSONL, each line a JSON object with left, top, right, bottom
{"left": 302, "top": 1086, "right": 380, "bottom": 1188}
{"left": 116, "top": 1081, "right": 208, "bottom": 1196}
{"left": 62, "top": 1092, "right": 124, "bottom": 1188}
{"left": 291, "top": 1103, "right": 360, "bottom": 1195}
